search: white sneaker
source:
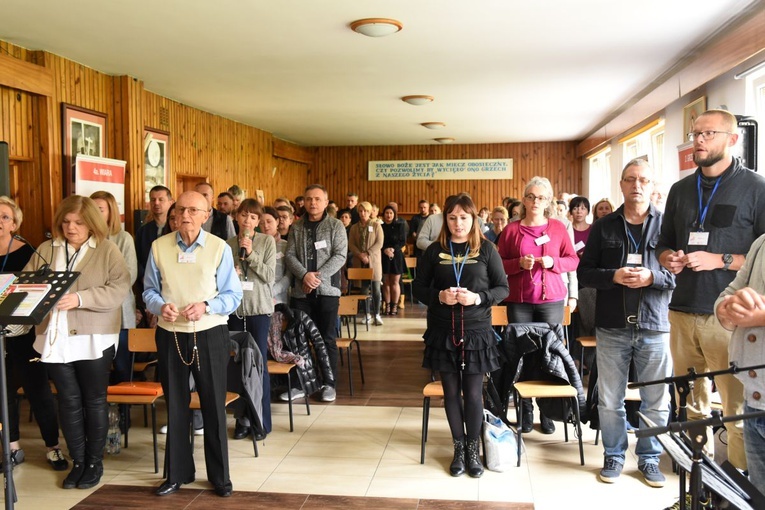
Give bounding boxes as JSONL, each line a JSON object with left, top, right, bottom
{"left": 320, "top": 385, "right": 337, "bottom": 402}
{"left": 193, "top": 427, "right": 204, "bottom": 436}
{"left": 279, "top": 388, "right": 306, "bottom": 401}
{"left": 374, "top": 314, "right": 384, "bottom": 326}
{"left": 362, "top": 314, "right": 371, "bottom": 324}
{"left": 159, "top": 424, "right": 168, "bottom": 434}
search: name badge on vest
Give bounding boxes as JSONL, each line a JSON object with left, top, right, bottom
{"left": 241, "top": 281, "right": 255, "bottom": 291}
{"left": 535, "top": 234, "right": 550, "bottom": 246}
{"left": 573, "top": 241, "right": 585, "bottom": 252}
{"left": 178, "top": 252, "right": 197, "bottom": 264}
{"left": 626, "top": 253, "right": 643, "bottom": 265}
{"left": 275, "top": 252, "right": 284, "bottom": 260}
{"left": 315, "top": 240, "right": 328, "bottom": 250}
{"left": 688, "top": 231, "right": 709, "bottom": 246}
{"left": 368, "top": 226, "right": 374, "bottom": 232}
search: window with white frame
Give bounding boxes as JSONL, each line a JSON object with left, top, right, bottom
{"left": 587, "top": 148, "right": 611, "bottom": 210}
{"left": 621, "top": 121, "right": 665, "bottom": 182}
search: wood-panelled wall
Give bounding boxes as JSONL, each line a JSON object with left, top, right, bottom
{"left": 312, "top": 143, "right": 581, "bottom": 213}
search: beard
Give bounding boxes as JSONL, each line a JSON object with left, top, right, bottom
{"left": 693, "top": 149, "right": 725, "bottom": 167}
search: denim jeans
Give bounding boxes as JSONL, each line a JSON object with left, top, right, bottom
{"left": 596, "top": 327, "right": 671, "bottom": 466}
{"left": 744, "top": 403, "right": 765, "bottom": 496}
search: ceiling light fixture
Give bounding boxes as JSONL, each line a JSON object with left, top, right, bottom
{"left": 401, "top": 95, "right": 434, "bottom": 106}
{"left": 350, "top": 18, "right": 403, "bottom": 37}
{"left": 434, "top": 137, "right": 455, "bottom": 144}
{"left": 421, "top": 122, "right": 446, "bottom": 130}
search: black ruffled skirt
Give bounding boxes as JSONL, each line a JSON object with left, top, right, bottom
{"left": 422, "top": 326, "right": 500, "bottom": 374}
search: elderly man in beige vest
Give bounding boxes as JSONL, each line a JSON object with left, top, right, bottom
{"left": 143, "top": 191, "right": 243, "bottom": 498}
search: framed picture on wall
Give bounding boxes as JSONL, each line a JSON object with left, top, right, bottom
{"left": 62, "top": 103, "right": 107, "bottom": 196}
{"left": 683, "top": 96, "right": 707, "bottom": 140}
{"left": 143, "top": 128, "right": 170, "bottom": 206}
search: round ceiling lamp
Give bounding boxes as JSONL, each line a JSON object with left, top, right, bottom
{"left": 401, "top": 95, "right": 434, "bottom": 106}
{"left": 421, "top": 122, "right": 446, "bottom": 130}
{"left": 350, "top": 18, "right": 403, "bottom": 37}
{"left": 434, "top": 137, "right": 455, "bottom": 144}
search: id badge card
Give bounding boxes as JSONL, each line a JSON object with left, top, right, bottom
{"left": 178, "top": 252, "right": 197, "bottom": 264}
{"left": 688, "top": 231, "right": 709, "bottom": 246}
{"left": 573, "top": 241, "right": 585, "bottom": 252}
{"left": 535, "top": 234, "right": 550, "bottom": 246}
{"left": 626, "top": 253, "right": 643, "bottom": 265}
{"left": 368, "top": 226, "right": 374, "bottom": 232}
{"left": 315, "top": 240, "right": 327, "bottom": 250}
{"left": 241, "top": 281, "right": 255, "bottom": 291}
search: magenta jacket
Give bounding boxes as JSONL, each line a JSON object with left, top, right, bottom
{"left": 497, "top": 218, "right": 579, "bottom": 303}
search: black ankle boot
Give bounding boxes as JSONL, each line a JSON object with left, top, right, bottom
{"left": 63, "top": 461, "right": 85, "bottom": 489}
{"left": 466, "top": 438, "right": 484, "bottom": 478}
{"left": 521, "top": 400, "right": 534, "bottom": 433}
{"left": 77, "top": 460, "right": 103, "bottom": 489}
{"left": 449, "top": 438, "right": 466, "bottom": 476}
{"left": 540, "top": 414, "right": 556, "bottom": 435}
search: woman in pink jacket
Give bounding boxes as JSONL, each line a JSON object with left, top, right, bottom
{"left": 497, "top": 176, "right": 579, "bottom": 434}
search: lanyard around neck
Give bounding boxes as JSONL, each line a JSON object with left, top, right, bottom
{"left": 696, "top": 173, "right": 722, "bottom": 232}
{"left": 65, "top": 240, "right": 82, "bottom": 271}
{"left": 625, "top": 221, "right": 645, "bottom": 253}
{"left": 449, "top": 240, "right": 466, "bottom": 287}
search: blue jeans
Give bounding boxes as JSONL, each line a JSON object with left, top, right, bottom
{"left": 744, "top": 403, "right": 765, "bottom": 495}
{"left": 596, "top": 327, "right": 671, "bottom": 466}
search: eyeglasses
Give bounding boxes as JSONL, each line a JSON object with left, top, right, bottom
{"left": 524, "top": 194, "right": 549, "bottom": 203}
{"left": 176, "top": 206, "right": 203, "bottom": 216}
{"left": 0, "top": 215, "right": 12, "bottom": 223}
{"left": 622, "top": 177, "right": 652, "bottom": 185}
{"left": 687, "top": 130, "right": 733, "bottom": 142}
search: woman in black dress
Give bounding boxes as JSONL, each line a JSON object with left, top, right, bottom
{"left": 413, "top": 193, "right": 509, "bottom": 478}
{"left": 380, "top": 205, "right": 406, "bottom": 315}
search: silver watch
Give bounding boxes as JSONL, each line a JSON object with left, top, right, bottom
{"left": 722, "top": 254, "right": 733, "bottom": 271}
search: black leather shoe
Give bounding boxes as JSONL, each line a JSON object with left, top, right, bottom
{"left": 520, "top": 411, "right": 534, "bottom": 433}
{"left": 214, "top": 485, "right": 233, "bottom": 497}
{"left": 77, "top": 461, "right": 103, "bottom": 489}
{"left": 156, "top": 477, "right": 194, "bottom": 496}
{"left": 233, "top": 422, "right": 249, "bottom": 440}
{"left": 540, "top": 415, "right": 556, "bottom": 435}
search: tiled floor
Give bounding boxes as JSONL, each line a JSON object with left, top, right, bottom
{"left": 2, "top": 304, "right": 692, "bottom": 509}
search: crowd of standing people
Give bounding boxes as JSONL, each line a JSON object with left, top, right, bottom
{"left": 3, "top": 108, "right": 765, "bottom": 504}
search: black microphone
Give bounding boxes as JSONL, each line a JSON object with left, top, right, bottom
{"left": 239, "top": 230, "right": 251, "bottom": 260}
{"left": 13, "top": 235, "right": 50, "bottom": 275}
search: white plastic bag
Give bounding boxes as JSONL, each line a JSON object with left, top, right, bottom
{"left": 482, "top": 408, "right": 518, "bottom": 472}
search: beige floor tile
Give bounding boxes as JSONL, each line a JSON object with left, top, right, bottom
{"left": 290, "top": 438, "right": 387, "bottom": 459}
{"left": 366, "top": 475, "right": 479, "bottom": 500}
{"left": 260, "top": 472, "right": 372, "bottom": 496}
{"left": 274, "top": 455, "right": 380, "bottom": 477}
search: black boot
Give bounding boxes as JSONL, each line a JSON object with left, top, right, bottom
{"left": 449, "top": 438, "right": 466, "bottom": 476}
{"left": 466, "top": 438, "right": 484, "bottom": 478}
{"left": 521, "top": 399, "right": 534, "bottom": 433}
{"left": 63, "top": 461, "right": 85, "bottom": 489}
{"left": 540, "top": 413, "right": 556, "bottom": 434}
{"left": 77, "top": 460, "right": 104, "bottom": 489}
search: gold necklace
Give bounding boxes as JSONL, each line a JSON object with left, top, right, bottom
{"left": 172, "top": 320, "right": 200, "bottom": 369}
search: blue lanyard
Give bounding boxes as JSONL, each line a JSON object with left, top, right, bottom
{"left": 449, "top": 240, "right": 466, "bottom": 287}
{"left": 625, "top": 225, "right": 643, "bottom": 253}
{"left": 696, "top": 174, "right": 722, "bottom": 232}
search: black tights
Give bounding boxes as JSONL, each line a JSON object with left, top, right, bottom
{"left": 440, "top": 371, "right": 483, "bottom": 441}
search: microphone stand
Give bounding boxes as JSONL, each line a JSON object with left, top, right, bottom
{"left": 629, "top": 362, "right": 765, "bottom": 510}
{"left": 0, "top": 325, "right": 15, "bottom": 509}
{"left": 636, "top": 410, "right": 765, "bottom": 510}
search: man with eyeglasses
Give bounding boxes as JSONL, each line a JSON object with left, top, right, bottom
{"left": 657, "top": 109, "right": 765, "bottom": 471}
{"left": 195, "top": 182, "right": 236, "bottom": 241}
{"left": 579, "top": 159, "right": 675, "bottom": 487}
{"left": 143, "top": 191, "right": 243, "bottom": 498}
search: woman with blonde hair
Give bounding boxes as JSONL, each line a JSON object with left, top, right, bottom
{"left": 0, "top": 196, "right": 67, "bottom": 471}
{"left": 497, "top": 176, "right": 578, "bottom": 435}
{"left": 414, "top": 193, "right": 509, "bottom": 477}
{"left": 25, "top": 195, "right": 130, "bottom": 490}
{"left": 348, "top": 201, "right": 384, "bottom": 325}
{"left": 90, "top": 191, "right": 138, "bottom": 393}
{"left": 592, "top": 197, "right": 616, "bottom": 221}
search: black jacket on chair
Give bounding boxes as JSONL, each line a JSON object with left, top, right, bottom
{"left": 496, "top": 323, "right": 586, "bottom": 422}
{"left": 275, "top": 303, "right": 334, "bottom": 396}
{"left": 228, "top": 331, "right": 265, "bottom": 437}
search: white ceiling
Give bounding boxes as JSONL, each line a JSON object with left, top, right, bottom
{"left": 1, "top": 0, "right": 760, "bottom": 146}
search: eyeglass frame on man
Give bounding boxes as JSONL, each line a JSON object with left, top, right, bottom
{"left": 176, "top": 206, "right": 204, "bottom": 216}
{"left": 622, "top": 177, "right": 652, "bottom": 186}
{"left": 687, "top": 130, "right": 733, "bottom": 142}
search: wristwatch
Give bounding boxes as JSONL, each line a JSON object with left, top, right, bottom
{"left": 204, "top": 301, "right": 212, "bottom": 314}
{"left": 722, "top": 254, "right": 733, "bottom": 271}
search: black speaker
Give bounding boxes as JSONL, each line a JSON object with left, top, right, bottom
{"left": 0, "top": 142, "right": 10, "bottom": 197}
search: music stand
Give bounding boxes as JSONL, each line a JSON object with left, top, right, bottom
{"left": 638, "top": 412, "right": 765, "bottom": 510}
{"left": 0, "top": 271, "right": 78, "bottom": 510}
